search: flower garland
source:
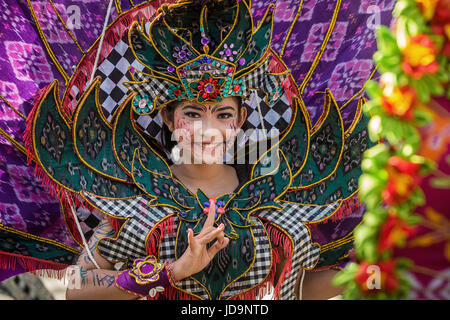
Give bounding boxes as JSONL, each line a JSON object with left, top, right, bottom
{"left": 333, "top": 0, "right": 449, "bottom": 299}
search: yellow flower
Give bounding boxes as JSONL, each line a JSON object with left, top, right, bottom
{"left": 401, "top": 34, "right": 439, "bottom": 78}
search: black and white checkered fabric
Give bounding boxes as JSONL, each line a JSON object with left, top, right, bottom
{"left": 253, "top": 202, "right": 323, "bottom": 299}
{"left": 81, "top": 192, "right": 175, "bottom": 263}
{"left": 277, "top": 200, "right": 341, "bottom": 223}
{"left": 123, "top": 70, "right": 173, "bottom": 106}
{"left": 93, "top": 24, "right": 150, "bottom": 121}
{"left": 73, "top": 205, "right": 104, "bottom": 242}
{"left": 221, "top": 219, "right": 271, "bottom": 299}
{"left": 239, "top": 58, "right": 288, "bottom": 103}
{"left": 242, "top": 90, "right": 292, "bottom": 138}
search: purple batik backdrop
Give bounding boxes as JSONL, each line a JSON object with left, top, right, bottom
{"left": 0, "top": 0, "right": 394, "bottom": 281}
{"left": 254, "top": 0, "right": 395, "bottom": 127}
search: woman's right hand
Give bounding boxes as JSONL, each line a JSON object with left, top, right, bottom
{"left": 172, "top": 198, "right": 230, "bottom": 281}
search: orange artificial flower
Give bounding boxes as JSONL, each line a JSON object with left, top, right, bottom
{"left": 417, "top": 0, "right": 450, "bottom": 55}
{"left": 377, "top": 211, "right": 416, "bottom": 253}
{"left": 382, "top": 156, "right": 421, "bottom": 205}
{"left": 381, "top": 85, "right": 417, "bottom": 119}
{"left": 401, "top": 34, "right": 439, "bottom": 78}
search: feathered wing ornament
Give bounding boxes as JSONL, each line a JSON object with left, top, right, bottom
{"left": 0, "top": 0, "right": 396, "bottom": 299}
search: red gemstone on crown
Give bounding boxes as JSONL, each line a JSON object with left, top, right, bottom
{"left": 197, "top": 77, "right": 221, "bottom": 100}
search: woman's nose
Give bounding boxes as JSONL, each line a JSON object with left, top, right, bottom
{"left": 193, "top": 120, "right": 222, "bottom": 142}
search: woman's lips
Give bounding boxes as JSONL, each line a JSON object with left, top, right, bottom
{"left": 192, "top": 142, "right": 222, "bottom": 151}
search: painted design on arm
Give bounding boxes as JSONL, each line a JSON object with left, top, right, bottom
{"left": 93, "top": 273, "right": 116, "bottom": 287}
{"left": 76, "top": 220, "right": 115, "bottom": 267}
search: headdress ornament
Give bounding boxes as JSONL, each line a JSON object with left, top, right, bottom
{"left": 123, "top": 0, "right": 286, "bottom": 115}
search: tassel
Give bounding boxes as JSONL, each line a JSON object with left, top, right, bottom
{"left": 0, "top": 252, "right": 69, "bottom": 280}
{"left": 105, "top": 215, "right": 122, "bottom": 234}
{"left": 23, "top": 84, "right": 51, "bottom": 165}
{"left": 312, "top": 194, "right": 362, "bottom": 224}
{"left": 264, "top": 222, "right": 293, "bottom": 299}
{"left": 146, "top": 216, "right": 176, "bottom": 256}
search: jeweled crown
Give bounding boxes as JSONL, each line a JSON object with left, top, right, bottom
{"left": 124, "top": 0, "right": 288, "bottom": 115}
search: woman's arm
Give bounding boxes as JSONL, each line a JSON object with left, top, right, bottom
{"left": 65, "top": 220, "right": 138, "bottom": 300}
{"left": 297, "top": 268, "right": 344, "bottom": 300}
{"left": 66, "top": 198, "right": 228, "bottom": 299}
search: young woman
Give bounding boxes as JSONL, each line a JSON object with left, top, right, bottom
{"left": 66, "top": 96, "right": 247, "bottom": 299}
{"left": 65, "top": 96, "right": 343, "bottom": 300}
{"left": 16, "top": 0, "right": 367, "bottom": 300}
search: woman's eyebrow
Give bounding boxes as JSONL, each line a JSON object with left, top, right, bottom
{"left": 181, "top": 105, "right": 207, "bottom": 112}
{"left": 211, "top": 105, "right": 235, "bottom": 113}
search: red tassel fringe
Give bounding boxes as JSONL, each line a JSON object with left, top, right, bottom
{"left": 105, "top": 215, "right": 123, "bottom": 235}
{"left": 264, "top": 222, "right": 293, "bottom": 299}
{"left": 0, "top": 252, "right": 69, "bottom": 280}
{"left": 146, "top": 216, "right": 176, "bottom": 256}
{"left": 331, "top": 195, "right": 361, "bottom": 222}
{"left": 315, "top": 194, "right": 362, "bottom": 224}
{"left": 228, "top": 222, "right": 293, "bottom": 300}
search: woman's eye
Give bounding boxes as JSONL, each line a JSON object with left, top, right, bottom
{"left": 218, "top": 113, "right": 233, "bottom": 119}
{"left": 185, "top": 112, "right": 201, "bottom": 118}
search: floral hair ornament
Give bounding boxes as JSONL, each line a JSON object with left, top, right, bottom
{"left": 123, "top": 0, "right": 286, "bottom": 115}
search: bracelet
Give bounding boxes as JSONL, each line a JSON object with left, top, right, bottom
{"left": 165, "top": 260, "right": 182, "bottom": 286}
{"left": 114, "top": 255, "right": 170, "bottom": 298}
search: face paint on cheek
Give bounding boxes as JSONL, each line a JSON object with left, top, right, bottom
{"left": 230, "top": 119, "right": 237, "bottom": 131}
{"left": 173, "top": 113, "right": 194, "bottom": 144}
{"left": 222, "top": 117, "right": 238, "bottom": 152}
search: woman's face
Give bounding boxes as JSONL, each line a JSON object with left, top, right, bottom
{"left": 162, "top": 97, "right": 247, "bottom": 164}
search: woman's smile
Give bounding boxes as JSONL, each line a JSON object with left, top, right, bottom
{"left": 192, "top": 141, "right": 223, "bottom": 151}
